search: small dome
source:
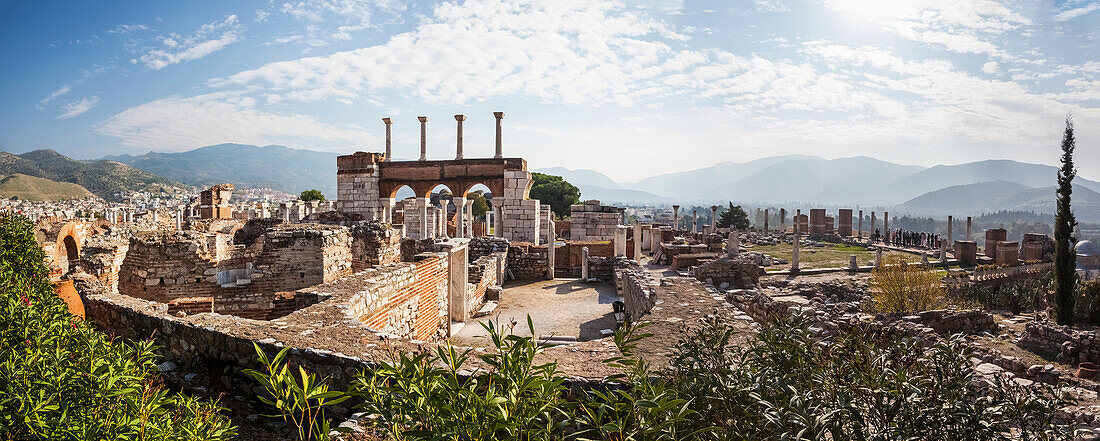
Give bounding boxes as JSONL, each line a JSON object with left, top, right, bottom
{"left": 1077, "top": 240, "right": 1098, "bottom": 257}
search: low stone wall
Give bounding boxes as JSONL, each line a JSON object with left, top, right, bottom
{"left": 349, "top": 222, "right": 401, "bottom": 271}
{"left": 671, "top": 252, "right": 718, "bottom": 270}
{"left": 468, "top": 253, "right": 503, "bottom": 314}
{"left": 614, "top": 259, "right": 659, "bottom": 322}
{"left": 1019, "top": 320, "right": 1098, "bottom": 363}
{"left": 569, "top": 201, "right": 622, "bottom": 241}
{"left": 469, "top": 237, "right": 509, "bottom": 261}
{"left": 586, "top": 256, "right": 615, "bottom": 280}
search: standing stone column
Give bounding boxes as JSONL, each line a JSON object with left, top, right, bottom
{"left": 547, "top": 212, "right": 556, "bottom": 280}
{"left": 672, "top": 205, "right": 680, "bottom": 230}
{"left": 792, "top": 232, "right": 800, "bottom": 273}
{"left": 454, "top": 196, "right": 466, "bottom": 238}
{"left": 614, "top": 227, "right": 627, "bottom": 257}
{"left": 876, "top": 246, "right": 883, "bottom": 267}
{"left": 467, "top": 199, "right": 475, "bottom": 237}
{"left": 454, "top": 114, "right": 466, "bottom": 160}
{"left": 382, "top": 117, "right": 393, "bottom": 161}
{"left": 485, "top": 210, "right": 492, "bottom": 238}
{"left": 921, "top": 250, "right": 928, "bottom": 264}
{"left": 728, "top": 231, "right": 739, "bottom": 257}
{"left": 581, "top": 246, "right": 590, "bottom": 280}
{"left": 711, "top": 205, "right": 719, "bottom": 233}
{"left": 764, "top": 208, "right": 769, "bottom": 232}
{"left": 947, "top": 215, "right": 953, "bottom": 246}
{"left": 692, "top": 210, "right": 698, "bottom": 234}
{"left": 494, "top": 204, "right": 503, "bottom": 237}
{"left": 780, "top": 208, "right": 787, "bottom": 232}
{"left": 849, "top": 255, "right": 858, "bottom": 271}
{"left": 385, "top": 198, "right": 395, "bottom": 224}
{"left": 633, "top": 221, "right": 642, "bottom": 261}
{"left": 418, "top": 116, "right": 428, "bottom": 161}
{"left": 884, "top": 211, "right": 889, "bottom": 238}
{"left": 175, "top": 210, "right": 182, "bottom": 230}
{"left": 440, "top": 199, "right": 450, "bottom": 238}
{"left": 858, "top": 210, "right": 863, "bottom": 240}
{"left": 870, "top": 212, "right": 876, "bottom": 240}
{"left": 493, "top": 112, "right": 504, "bottom": 159}
{"left": 419, "top": 198, "right": 429, "bottom": 239}
{"left": 966, "top": 216, "right": 973, "bottom": 241}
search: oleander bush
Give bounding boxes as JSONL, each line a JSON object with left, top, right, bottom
{"left": 867, "top": 256, "right": 950, "bottom": 314}
{"left": 0, "top": 214, "right": 235, "bottom": 440}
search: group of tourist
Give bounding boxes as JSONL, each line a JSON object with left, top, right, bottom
{"left": 872, "top": 228, "right": 943, "bottom": 250}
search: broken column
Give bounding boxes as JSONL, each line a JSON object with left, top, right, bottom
{"left": 780, "top": 208, "right": 787, "bottom": 232}
{"left": 672, "top": 205, "right": 680, "bottom": 230}
{"left": 418, "top": 116, "right": 428, "bottom": 161}
{"left": 966, "top": 216, "right": 972, "bottom": 241}
{"left": 838, "top": 209, "right": 853, "bottom": 237}
{"left": 947, "top": 215, "right": 953, "bottom": 250}
{"left": 382, "top": 117, "right": 393, "bottom": 161}
{"left": 728, "top": 231, "right": 739, "bottom": 257}
{"left": 884, "top": 211, "right": 889, "bottom": 236}
{"left": 876, "top": 246, "right": 883, "bottom": 266}
{"left": 633, "top": 221, "right": 642, "bottom": 260}
{"left": 712, "top": 205, "right": 720, "bottom": 233}
{"left": 692, "top": 210, "right": 698, "bottom": 234}
{"left": 465, "top": 198, "right": 474, "bottom": 237}
{"left": 494, "top": 111, "right": 504, "bottom": 159}
{"left": 764, "top": 208, "right": 769, "bottom": 232}
{"left": 454, "top": 114, "right": 465, "bottom": 160}
{"left": 581, "top": 246, "right": 589, "bottom": 280}
{"left": 858, "top": 210, "right": 863, "bottom": 240}
{"left": 870, "top": 211, "right": 876, "bottom": 239}
{"left": 955, "top": 241, "right": 977, "bottom": 267}
{"left": 419, "top": 197, "right": 429, "bottom": 239}
{"left": 792, "top": 232, "right": 800, "bottom": 273}
{"left": 614, "top": 227, "right": 627, "bottom": 257}
{"left": 493, "top": 204, "right": 503, "bottom": 237}
{"left": 849, "top": 255, "right": 858, "bottom": 271}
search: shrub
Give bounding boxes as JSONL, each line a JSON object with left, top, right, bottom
{"left": 667, "top": 316, "right": 1077, "bottom": 440}
{"left": 246, "top": 343, "right": 349, "bottom": 441}
{"left": 0, "top": 214, "right": 235, "bottom": 440}
{"left": 867, "top": 256, "right": 950, "bottom": 314}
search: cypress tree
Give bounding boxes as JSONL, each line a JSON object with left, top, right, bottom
{"left": 1054, "top": 115, "right": 1078, "bottom": 325}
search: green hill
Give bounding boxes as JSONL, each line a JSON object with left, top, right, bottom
{"left": 0, "top": 149, "right": 184, "bottom": 201}
{"left": 0, "top": 173, "right": 96, "bottom": 201}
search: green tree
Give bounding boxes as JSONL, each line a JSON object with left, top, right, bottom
{"left": 717, "top": 202, "right": 750, "bottom": 230}
{"left": 299, "top": 189, "right": 325, "bottom": 202}
{"left": 529, "top": 173, "right": 580, "bottom": 219}
{"left": 471, "top": 192, "right": 489, "bottom": 218}
{"left": 1055, "top": 115, "right": 1078, "bottom": 325}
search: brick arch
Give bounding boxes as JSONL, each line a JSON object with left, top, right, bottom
{"left": 55, "top": 221, "right": 87, "bottom": 274}
{"left": 458, "top": 180, "right": 504, "bottom": 199}
{"left": 383, "top": 183, "right": 422, "bottom": 199}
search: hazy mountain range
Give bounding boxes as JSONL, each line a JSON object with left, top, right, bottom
{"left": 6, "top": 143, "right": 1095, "bottom": 222}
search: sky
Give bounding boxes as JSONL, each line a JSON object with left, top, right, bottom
{"left": 0, "top": 0, "right": 1097, "bottom": 183}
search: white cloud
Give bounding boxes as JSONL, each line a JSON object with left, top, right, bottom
{"left": 755, "top": 0, "right": 789, "bottom": 13}
{"left": 139, "top": 15, "right": 242, "bottom": 70}
{"left": 1054, "top": 2, "right": 1100, "bottom": 21}
{"left": 279, "top": 0, "right": 405, "bottom": 42}
{"left": 254, "top": 9, "right": 270, "bottom": 23}
{"left": 981, "top": 60, "right": 999, "bottom": 74}
{"left": 96, "top": 92, "right": 371, "bottom": 151}
{"left": 57, "top": 96, "right": 100, "bottom": 119}
{"left": 106, "top": 24, "right": 149, "bottom": 34}
{"left": 819, "top": 0, "right": 1030, "bottom": 57}
{"left": 40, "top": 85, "right": 71, "bottom": 106}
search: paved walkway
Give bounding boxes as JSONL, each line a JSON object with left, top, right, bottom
{"left": 449, "top": 278, "right": 621, "bottom": 346}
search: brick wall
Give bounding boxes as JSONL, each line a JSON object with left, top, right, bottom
{"left": 343, "top": 254, "right": 449, "bottom": 341}
{"left": 350, "top": 222, "right": 401, "bottom": 271}
{"left": 507, "top": 243, "right": 549, "bottom": 280}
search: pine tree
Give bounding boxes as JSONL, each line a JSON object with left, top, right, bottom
{"left": 717, "top": 202, "right": 750, "bottom": 230}
{"left": 1054, "top": 115, "right": 1078, "bottom": 325}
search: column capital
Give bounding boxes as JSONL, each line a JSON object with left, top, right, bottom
{"left": 418, "top": 116, "right": 428, "bottom": 122}
{"left": 454, "top": 114, "right": 466, "bottom": 121}
{"left": 493, "top": 111, "right": 504, "bottom": 119}
{"left": 382, "top": 117, "right": 392, "bottom": 124}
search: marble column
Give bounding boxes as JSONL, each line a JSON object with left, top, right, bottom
{"left": 614, "top": 227, "right": 627, "bottom": 257}
{"left": 876, "top": 246, "right": 883, "bottom": 266}
{"left": 728, "top": 231, "right": 739, "bottom": 257}
{"left": 966, "top": 216, "right": 973, "bottom": 241}
{"left": 884, "top": 211, "right": 889, "bottom": 237}
{"left": 764, "top": 208, "right": 769, "bottom": 232}
{"left": 454, "top": 196, "right": 466, "bottom": 238}
{"left": 384, "top": 198, "right": 395, "bottom": 224}
{"left": 711, "top": 205, "right": 719, "bottom": 233}
{"left": 692, "top": 210, "right": 698, "bottom": 234}
{"left": 581, "top": 246, "right": 590, "bottom": 280}
{"left": 870, "top": 212, "right": 876, "bottom": 240}
{"left": 792, "top": 232, "right": 800, "bottom": 273}
{"left": 672, "top": 205, "right": 680, "bottom": 230}
{"left": 454, "top": 114, "right": 465, "bottom": 160}
{"left": 382, "top": 117, "right": 393, "bottom": 161}
{"left": 633, "top": 221, "right": 642, "bottom": 261}
{"left": 440, "top": 199, "right": 450, "bottom": 238}
{"left": 418, "top": 116, "right": 428, "bottom": 161}
{"left": 493, "top": 112, "right": 504, "bottom": 159}
{"left": 465, "top": 198, "right": 474, "bottom": 237}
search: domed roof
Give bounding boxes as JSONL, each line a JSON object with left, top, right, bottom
{"left": 1077, "top": 240, "right": 1098, "bottom": 257}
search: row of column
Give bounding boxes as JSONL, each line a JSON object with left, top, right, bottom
{"left": 381, "top": 112, "right": 506, "bottom": 162}
{"left": 378, "top": 197, "right": 507, "bottom": 240}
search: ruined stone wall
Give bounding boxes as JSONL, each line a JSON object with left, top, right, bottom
{"left": 400, "top": 238, "right": 437, "bottom": 262}
{"left": 692, "top": 256, "right": 761, "bottom": 289}
{"left": 570, "top": 201, "right": 621, "bottom": 241}
{"left": 349, "top": 222, "right": 402, "bottom": 271}
{"left": 469, "top": 236, "right": 509, "bottom": 261}
{"left": 116, "top": 225, "right": 352, "bottom": 319}
{"left": 336, "top": 152, "right": 383, "bottom": 220}
{"left": 587, "top": 256, "right": 615, "bottom": 280}
{"left": 81, "top": 236, "right": 128, "bottom": 294}
{"left": 615, "top": 259, "right": 660, "bottom": 322}
{"left": 341, "top": 254, "right": 449, "bottom": 341}
{"left": 507, "top": 243, "right": 549, "bottom": 280}
{"left": 500, "top": 169, "right": 540, "bottom": 243}
{"left": 1020, "top": 321, "right": 1099, "bottom": 363}
{"left": 468, "top": 254, "right": 501, "bottom": 314}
